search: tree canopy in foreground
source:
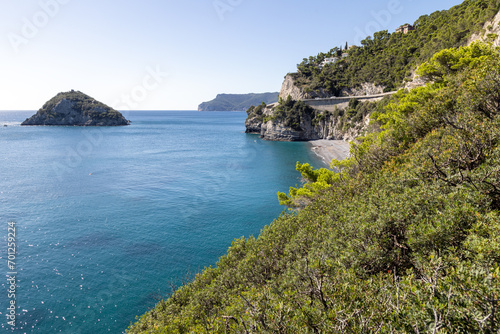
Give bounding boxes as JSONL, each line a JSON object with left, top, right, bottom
{"left": 128, "top": 41, "right": 500, "bottom": 334}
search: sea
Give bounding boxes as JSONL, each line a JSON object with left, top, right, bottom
{"left": 0, "top": 110, "right": 324, "bottom": 333}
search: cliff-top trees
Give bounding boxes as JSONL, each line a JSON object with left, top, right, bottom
{"left": 295, "top": 0, "right": 500, "bottom": 97}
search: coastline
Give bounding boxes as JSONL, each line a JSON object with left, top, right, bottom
{"left": 309, "top": 140, "right": 350, "bottom": 165}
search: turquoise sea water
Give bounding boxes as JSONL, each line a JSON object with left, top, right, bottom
{"left": 0, "top": 111, "right": 323, "bottom": 333}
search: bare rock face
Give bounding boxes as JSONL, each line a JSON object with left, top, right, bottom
{"left": 404, "top": 70, "right": 427, "bottom": 90}
{"left": 256, "top": 111, "right": 370, "bottom": 142}
{"left": 468, "top": 9, "right": 500, "bottom": 47}
{"left": 279, "top": 74, "right": 330, "bottom": 100}
{"left": 252, "top": 68, "right": 386, "bottom": 142}
{"left": 279, "top": 74, "right": 308, "bottom": 101}
{"left": 258, "top": 110, "right": 322, "bottom": 141}
{"left": 341, "top": 82, "right": 384, "bottom": 96}
{"left": 245, "top": 101, "right": 370, "bottom": 142}
{"left": 21, "top": 90, "right": 130, "bottom": 126}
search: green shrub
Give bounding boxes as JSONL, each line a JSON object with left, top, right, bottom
{"left": 129, "top": 41, "right": 500, "bottom": 334}
{"left": 295, "top": 0, "right": 500, "bottom": 96}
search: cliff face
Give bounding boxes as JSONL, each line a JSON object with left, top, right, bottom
{"left": 258, "top": 107, "right": 321, "bottom": 141}
{"left": 245, "top": 103, "right": 370, "bottom": 142}
{"left": 247, "top": 74, "right": 383, "bottom": 142}
{"left": 468, "top": 8, "right": 500, "bottom": 47}
{"left": 279, "top": 74, "right": 388, "bottom": 101}
{"left": 279, "top": 74, "right": 331, "bottom": 100}
{"left": 340, "top": 82, "right": 384, "bottom": 96}
{"left": 22, "top": 91, "right": 130, "bottom": 126}
{"left": 279, "top": 75, "right": 310, "bottom": 100}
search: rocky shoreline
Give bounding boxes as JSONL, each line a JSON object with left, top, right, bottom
{"left": 245, "top": 101, "right": 370, "bottom": 142}
{"left": 309, "top": 140, "right": 350, "bottom": 164}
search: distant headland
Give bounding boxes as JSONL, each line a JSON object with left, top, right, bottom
{"left": 198, "top": 92, "right": 279, "bottom": 111}
{"left": 21, "top": 90, "right": 130, "bottom": 126}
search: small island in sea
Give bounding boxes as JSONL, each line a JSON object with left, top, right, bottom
{"left": 21, "top": 90, "right": 130, "bottom": 126}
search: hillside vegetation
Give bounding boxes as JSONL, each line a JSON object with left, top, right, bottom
{"left": 21, "top": 90, "right": 129, "bottom": 126}
{"left": 294, "top": 0, "right": 500, "bottom": 96}
{"left": 128, "top": 41, "right": 500, "bottom": 333}
{"left": 38, "top": 91, "right": 120, "bottom": 119}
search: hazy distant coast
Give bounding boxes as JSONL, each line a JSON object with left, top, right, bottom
{"left": 198, "top": 92, "right": 279, "bottom": 111}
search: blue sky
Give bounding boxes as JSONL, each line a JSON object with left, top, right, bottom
{"left": 0, "top": 0, "right": 463, "bottom": 110}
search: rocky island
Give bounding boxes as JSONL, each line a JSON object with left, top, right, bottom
{"left": 21, "top": 90, "right": 130, "bottom": 126}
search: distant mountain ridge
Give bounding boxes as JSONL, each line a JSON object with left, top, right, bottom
{"left": 198, "top": 92, "right": 279, "bottom": 111}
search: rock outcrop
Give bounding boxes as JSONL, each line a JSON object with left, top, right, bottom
{"left": 403, "top": 70, "right": 427, "bottom": 90}
{"left": 247, "top": 73, "right": 392, "bottom": 142}
{"left": 340, "top": 82, "right": 384, "bottom": 96}
{"left": 279, "top": 74, "right": 389, "bottom": 101}
{"left": 257, "top": 108, "right": 321, "bottom": 141}
{"left": 468, "top": 9, "right": 500, "bottom": 47}
{"left": 279, "top": 74, "right": 331, "bottom": 100}
{"left": 22, "top": 90, "right": 130, "bottom": 126}
{"left": 245, "top": 102, "right": 371, "bottom": 142}
{"left": 279, "top": 74, "right": 310, "bottom": 100}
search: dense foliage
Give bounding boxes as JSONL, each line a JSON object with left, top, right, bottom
{"left": 198, "top": 93, "right": 279, "bottom": 111}
{"left": 294, "top": 0, "right": 500, "bottom": 96}
{"left": 128, "top": 42, "right": 500, "bottom": 333}
{"left": 245, "top": 102, "right": 268, "bottom": 122}
{"left": 266, "top": 96, "right": 317, "bottom": 131}
{"left": 331, "top": 96, "right": 392, "bottom": 133}
{"left": 277, "top": 162, "right": 342, "bottom": 207}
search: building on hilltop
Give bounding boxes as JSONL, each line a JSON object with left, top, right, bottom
{"left": 319, "top": 57, "right": 339, "bottom": 69}
{"left": 396, "top": 24, "right": 414, "bottom": 34}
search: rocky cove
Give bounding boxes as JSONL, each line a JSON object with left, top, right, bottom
{"left": 245, "top": 74, "right": 393, "bottom": 142}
